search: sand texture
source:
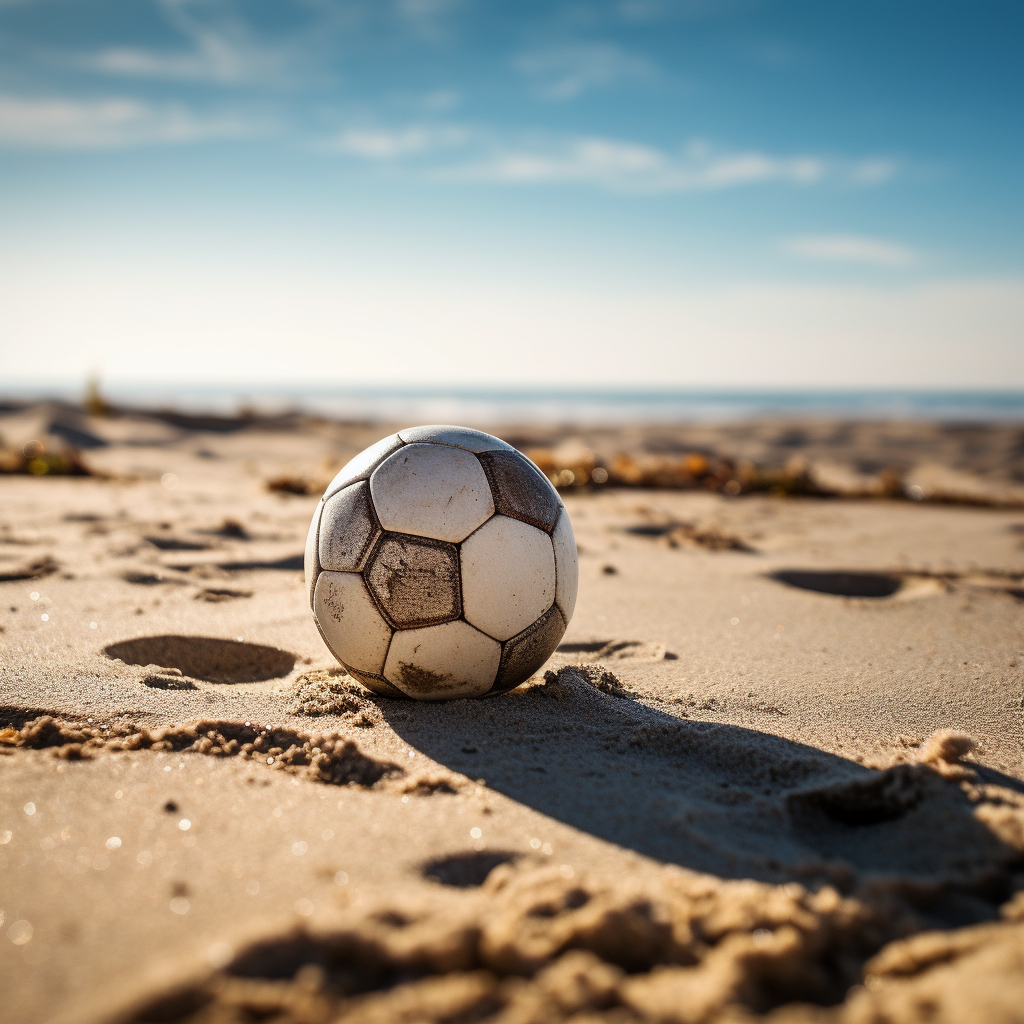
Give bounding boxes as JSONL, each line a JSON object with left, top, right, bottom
{"left": 1, "top": 406, "right": 1023, "bottom": 1023}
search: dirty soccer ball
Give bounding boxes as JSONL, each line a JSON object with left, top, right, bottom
{"left": 304, "top": 425, "right": 578, "bottom": 700}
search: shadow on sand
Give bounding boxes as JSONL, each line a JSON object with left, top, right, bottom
{"left": 377, "top": 670, "right": 1021, "bottom": 925}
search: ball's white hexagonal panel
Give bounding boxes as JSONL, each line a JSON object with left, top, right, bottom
{"left": 323, "top": 432, "right": 405, "bottom": 500}
{"left": 384, "top": 620, "right": 500, "bottom": 700}
{"left": 461, "top": 515, "right": 556, "bottom": 641}
{"left": 318, "top": 480, "right": 379, "bottom": 572}
{"left": 304, "top": 499, "right": 323, "bottom": 611}
{"left": 313, "top": 571, "right": 392, "bottom": 676}
{"left": 551, "top": 508, "right": 578, "bottom": 623}
{"left": 370, "top": 443, "right": 494, "bottom": 543}
{"left": 397, "top": 424, "right": 515, "bottom": 453}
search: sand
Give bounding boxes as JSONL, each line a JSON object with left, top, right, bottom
{"left": 1, "top": 404, "right": 1023, "bottom": 1024}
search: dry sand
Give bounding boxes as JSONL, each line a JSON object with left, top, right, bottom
{"left": 1, "top": 405, "right": 1023, "bottom": 1024}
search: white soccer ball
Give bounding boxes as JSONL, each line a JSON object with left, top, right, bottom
{"left": 304, "top": 425, "right": 577, "bottom": 700}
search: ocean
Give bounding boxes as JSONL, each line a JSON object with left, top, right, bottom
{"left": 4, "top": 384, "right": 1023, "bottom": 425}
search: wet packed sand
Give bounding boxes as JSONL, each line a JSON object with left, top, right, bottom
{"left": 1, "top": 407, "right": 1023, "bottom": 1024}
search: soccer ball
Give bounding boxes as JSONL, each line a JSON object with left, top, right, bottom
{"left": 304, "top": 425, "right": 577, "bottom": 700}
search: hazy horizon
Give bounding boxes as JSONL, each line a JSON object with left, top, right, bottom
{"left": 4, "top": 380, "right": 1022, "bottom": 427}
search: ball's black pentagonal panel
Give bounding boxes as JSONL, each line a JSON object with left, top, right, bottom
{"left": 318, "top": 480, "right": 379, "bottom": 572}
{"left": 491, "top": 604, "right": 567, "bottom": 695}
{"left": 364, "top": 532, "right": 462, "bottom": 629}
{"left": 345, "top": 667, "right": 409, "bottom": 700}
{"left": 477, "top": 449, "right": 562, "bottom": 533}
{"left": 304, "top": 499, "right": 323, "bottom": 611}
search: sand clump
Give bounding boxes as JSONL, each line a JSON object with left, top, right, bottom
{"left": 399, "top": 769, "right": 468, "bottom": 795}
{"left": 916, "top": 729, "right": 979, "bottom": 779}
{"left": 0, "top": 552, "right": 62, "bottom": 582}
{"left": 838, "top": 914, "right": 1024, "bottom": 1024}
{"left": 540, "top": 663, "right": 643, "bottom": 700}
{"left": 0, "top": 714, "right": 399, "bottom": 787}
{"left": 0, "top": 701, "right": 476, "bottom": 794}
{"left": 96, "top": 861, "right": 1024, "bottom": 1024}
{"left": 285, "top": 669, "right": 472, "bottom": 790}
{"left": 287, "top": 669, "right": 382, "bottom": 726}
{"left": 625, "top": 517, "right": 755, "bottom": 552}
{"left": 140, "top": 666, "right": 200, "bottom": 690}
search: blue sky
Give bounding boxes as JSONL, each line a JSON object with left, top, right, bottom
{"left": 1, "top": 0, "right": 1021, "bottom": 389}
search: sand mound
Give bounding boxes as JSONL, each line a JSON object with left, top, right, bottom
{"left": 95, "top": 861, "right": 1024, "bottom": 1024}
{"left": 287, "top": 669, "right": 382, "bottom": 725}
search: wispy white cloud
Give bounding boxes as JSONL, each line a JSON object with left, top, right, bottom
{"left": 327, "top": 124, "right": 467, "bottom": 158}
{"left": 442, "top": 136, "right": 898, "bottom": 193}
{"left": 85, "top": 41, "right": 284, "bottom": 85}
{"left": 846, "top": 160, "right": 900, "bottom": 185}
{"left": 514, "top": 42, "right": 654, "bottom": 100}
{"left": 81, "top": 0, "right": 294, "bottom": 85}
{"left": 0, "top": 94, "right": 262, "bottom": 148}
{"left": 323, "top": 120, "right": 899, "bottom": 193}
{"left": 783, "top": 234, "right": 918, "bottom": 267}
{"left": 326, "top": 122, "right": 899, "bottom": 193}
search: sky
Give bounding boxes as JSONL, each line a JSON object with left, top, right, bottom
{"left": 0, "top": 0, "right": 1022, "bottom": 391}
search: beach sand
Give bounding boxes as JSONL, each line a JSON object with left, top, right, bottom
{"left": 1, "top": 405, "right": 1023, "bottom": 1024}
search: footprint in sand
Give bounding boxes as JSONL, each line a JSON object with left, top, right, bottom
{"left": 769, "top": 570, "right": 904, "bottom": 598}
{"left": 193, "top": 587, "right": 254, "bottom": 603}
{"left": 769, "top": 568, "right": 1021, "bottom": 601}
{"left": 422, "top": 851, "right": 521, "bottom": 887}
{"left": 142, "top": 535, "right": 212, "bottom": 552}
{"left": 104, "top": 635, "right": 296, "bottom": 684}
{"left": 556, "top": 639, "right": 676, "bottom": 663}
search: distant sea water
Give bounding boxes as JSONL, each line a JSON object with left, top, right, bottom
{"left": 5, "top": 384, "right": 1024, "bottom": 425}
